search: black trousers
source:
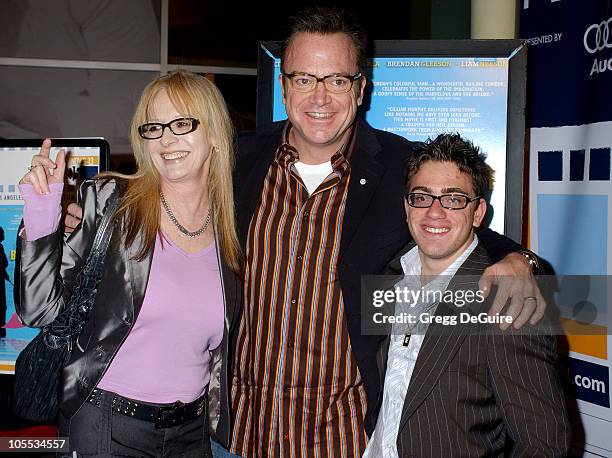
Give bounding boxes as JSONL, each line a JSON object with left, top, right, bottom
{"left": 59, "top": 389, "right": 213, "bottom": 457}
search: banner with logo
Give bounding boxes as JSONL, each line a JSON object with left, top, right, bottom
{"left": 521, "top": 0, "right": 612, "bottom": 455}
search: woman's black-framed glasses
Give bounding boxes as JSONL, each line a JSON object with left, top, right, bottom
{"left": 282, "top": 72, "right": 362, "bottom": 93}
{"left": 405, "top": 192, "right": 481, "bottom": 210}
{"left": 138, "top": 117, "right": 200, "bottom": 140}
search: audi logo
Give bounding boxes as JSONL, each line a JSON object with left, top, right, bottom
{"left": 584, "top": 17, "right": 612, "bottom": 54}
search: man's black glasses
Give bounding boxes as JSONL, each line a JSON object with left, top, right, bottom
{"left": 405, "top": 192, "right": 481, "bottom": 210}
{"left": 282, "top": 72, "right": 362, "bottom": 93}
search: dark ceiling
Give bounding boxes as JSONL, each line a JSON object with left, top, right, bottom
{"left": 168, "top": 0, "right": 414, "bottom": 67}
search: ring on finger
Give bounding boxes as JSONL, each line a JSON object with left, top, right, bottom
{"left": 28, "top": 164, "right": 39, "bottom": 172}
{"left": 524, "top": 296, "right": 537, "bottom": 301}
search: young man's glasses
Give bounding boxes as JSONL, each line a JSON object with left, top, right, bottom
{"left": 282, "top": 72, "right": 362, "bottom": 94}
{"left": 405, "top": 192, "right": 481, "bottom": 210}
{"left": 138, "top": 117, "right": 200, "bottom": 140}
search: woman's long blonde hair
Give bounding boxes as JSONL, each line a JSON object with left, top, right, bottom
{"left": 102, "top": 70, "right": 241, "bottom": 272}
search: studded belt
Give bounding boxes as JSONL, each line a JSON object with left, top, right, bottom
{"left": 87, "top": 388, "right": 207, "bottom": 428}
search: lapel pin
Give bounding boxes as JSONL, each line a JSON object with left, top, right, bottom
{"left": 359, "top": 178, "right": 366, "bottom": 185}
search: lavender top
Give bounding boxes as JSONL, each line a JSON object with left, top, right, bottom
{"left": 20, "top": 183, "right": 224, "bottom": 403}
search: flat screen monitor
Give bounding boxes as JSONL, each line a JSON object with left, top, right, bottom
{"left": 0, "top": 137, "right": 109, "bottom": 374}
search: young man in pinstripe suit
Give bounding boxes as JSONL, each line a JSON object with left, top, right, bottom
{"left": 364, "top": 133, "right": 570, "bottom": 457}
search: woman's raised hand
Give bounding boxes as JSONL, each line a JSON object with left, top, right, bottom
{"left": 19, "top": 138, "right": 66, "bottom": 194}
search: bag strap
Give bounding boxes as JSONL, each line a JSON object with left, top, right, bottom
{"left": 72, "top": 191, "right": 120, "bottom": 316}
{"left": 88, "top": 191, "right": 120, "bottom": 260}
{"left": 44, "top": 188, "right": 120, "bottom": 348}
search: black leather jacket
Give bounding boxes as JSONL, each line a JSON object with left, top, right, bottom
{"left": 16, "top": 179, "right": 241, "bottom": 444}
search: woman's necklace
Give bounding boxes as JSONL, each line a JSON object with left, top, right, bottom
{"left": 160, "top": 191, "right": 211, "bottom": 238}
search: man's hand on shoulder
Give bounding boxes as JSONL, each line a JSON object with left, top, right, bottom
{"left": 64, "top": 203, "right": 83, "bottom": 233}
{"left": 479, "top": 252, "right": 545, "bottom": 330}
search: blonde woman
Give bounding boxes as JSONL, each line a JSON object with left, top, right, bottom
{"left": 17, "top": 71, "right": 241, "bottom": 457}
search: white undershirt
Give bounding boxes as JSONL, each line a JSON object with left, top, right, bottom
{"left": 293, "top": 160, "right": 333, "bottom": 195}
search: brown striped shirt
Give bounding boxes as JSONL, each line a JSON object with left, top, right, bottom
{"left": 230, "top": 124, "right": 368, "bottom": 457}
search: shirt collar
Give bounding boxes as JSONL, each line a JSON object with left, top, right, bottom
{"left": 276, "top": 121, "right": 358, "bottom": 172}
{"left": 400, "top": 234, "right": 480, "bottom": 279}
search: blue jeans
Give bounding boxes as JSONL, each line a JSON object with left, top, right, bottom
{"left": 211, "top": 439, "right": 243, "bottom": 458}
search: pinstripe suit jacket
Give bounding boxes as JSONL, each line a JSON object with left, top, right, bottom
{"left": 377, "top": 242, "right": 571, "bottom": 457}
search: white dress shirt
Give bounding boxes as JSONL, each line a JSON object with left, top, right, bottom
{"left": 363, "top": 235, "right": 479, "bottom": 458}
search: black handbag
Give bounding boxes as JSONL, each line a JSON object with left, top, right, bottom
{"left": 12, "top": 193, "right": 120, "bottom": 422}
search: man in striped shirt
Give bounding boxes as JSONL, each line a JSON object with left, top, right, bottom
{"left": 226, "top": 6, "right": 546, "bottom": 458}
